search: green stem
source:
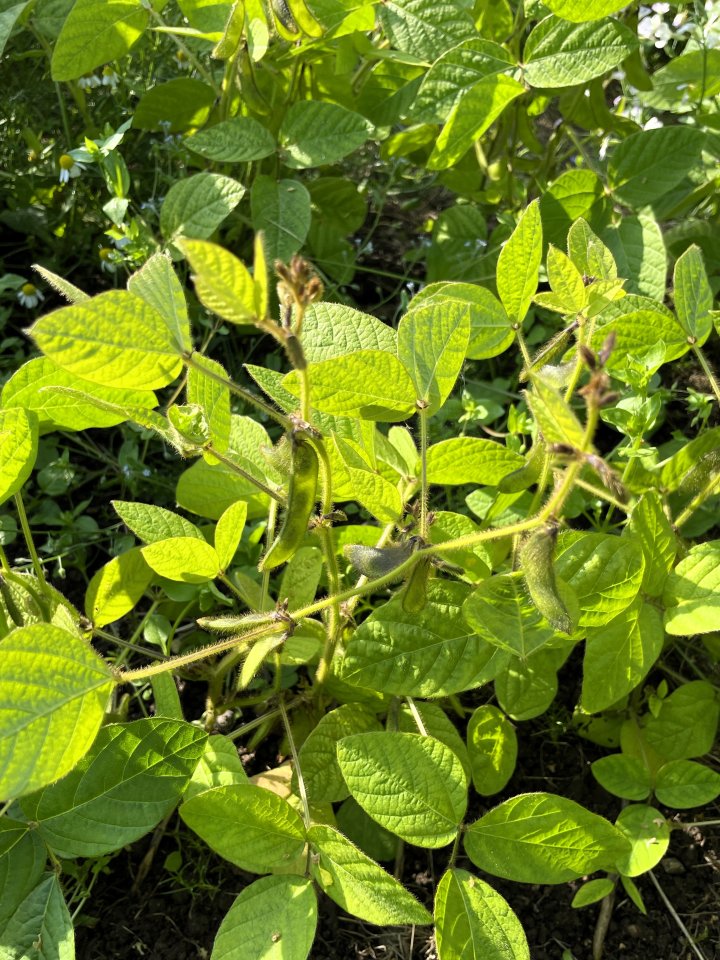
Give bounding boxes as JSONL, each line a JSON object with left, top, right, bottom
{"left": 405, "top": 697, "right": 428, "bottom": 736}
{"left": 418, "top": 405, "right": 429, "bottom": 540}
{"left": 0, "top": 545, "right": 10, "bottom": 573}
{"left": 298, "top": 367, "right": 311, "bottom": 423}
{"left": 674, "top": 469, "right": 720, "bottom": 529}
{"left": 261, "top": 498, "right": 278, "bottom": 612}
{"left": 183, "top": 352, "right": 291, "bottom": 428}
{"left": 206, "top": 445, "right": 284, "bottom": 503}
{"left": 279, "top": 698, "right": 311, "bottom": 829}
{"left": 693, "top": 344, "right": 720, "bottom": 407}
{"left": 14, "top": 492, "right": 47, "bottom": 589}
{"left": 144, "top": 5, "right": 220, "bottom": 92}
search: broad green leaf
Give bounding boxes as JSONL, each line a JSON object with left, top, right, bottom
{"left": 335, "top": 798, "right": 398, "bottom": 862}
{"left": 567, "top": 218, "right": 617, "bottom": 280}
{"left": 85, "top": 548, "right": 153, "bottom": 626}
{"left": 540, "top": 171, "right": 607, "bottom": 249}
{"left": 467, "top": 705, "right": 517, "bottom": 796}
{"left": 142, "top": 536, "right": 220, "bottom": 583}
{"left": 427, "top": 77, "right": 525, "bottom": 170}
{"left": 614, "top": 805, "right": 669, "bottom": 877}
{"left": 0, "top": 2, "right": 29, "bottom": 59}
{"left": 589, "top": 295, "right": 688, "bottom": 370}
{"left": 30, "top": 291, "right": 183, "bottom": 390}
{"left": 128, "top": 252, "right": 192, "bottom": 352}
{"left": 250, "top": 176, "right": 311, "bottom": 263}
{"left": 397, "top": 702, "right": 471, "bottom": 780}
{"left": 654, "top": 760, "right": 720, "bottom": 809}
{"left": 187, "top": 355, "right": 231, "bottom": 456}
{"left": 523, "top": 17, "right": 637, "bottom": 89}
{"left": 51, "top": 0, "right": 150, "bottom": 80}
{"left": 301, "top": 302, "right": 396, "bottom": 360}
{"left": 21, "top": 718, "right": 207, "bottom": 858}
{"left": 133, "top": 77, "right": 216, "bottom": 133}
{"left": 187, "top": 116, "right": 276, "bottom": 162}
{"left": 160, "top": 173, "right": 244, "bottom": 241}
{"left": 280, "top": 101, "right": 372, "bottom": 169}
{"left": 663, "top": 541, "right": 720, "bottom": 636}
{"left": 342, "top": 580, "right": 498, "bottom": 697}
{"left": 179, "top": 239, "right": 256, "bottom": 325}
{"left": 186, "top": 734, "right": 250, "bottom": 802}
{"left": 556, "top": 533, "right": 644, "bottom": 627}
{"left": 608, "top": 127, "right": 706, "bottom": 208}
{"left": 673, "top": 244, "right": 713, "bottom": 344}
{"left": 336, "top": 732, "right": 467, "bottom": 847}
{"left": 177, "top": 0, "right": 233, "bottom": 31}
{"left": 278, "top": 546, "right": 322, "bottom": 610}
{"left": 625, "top": 492, "right": 676, "bottom": 597}
{"left": 543, "top": 245, "right": 586, "bottom": 314}
{"left": 214, "top": 500, "right": 248, "bottom": 571}
{"left": 582, "top": 602, "right": 663, "bottom": 713}
{"left": 463, "top": 574, "right": 565, "bottom": 660}
{"left": 113, "top": 501, "right": 202, "bottom": 543}
{"left": 465, "top": 793, "right": 630, "bottom": 883}
{"left": 640, "top": 48, "right": 720, "bottom": 110}
{"left": 377, "top": 0, "right": 474, "bottom": 61}
{"left": 0, "top": 623, "right": 114, "bottom": 799}
{"left": 0, "top": 571, "right": 83, "bottom": 639}
{"left": 298, "top": 704, "right": 382, "bottom": 803}
{"left": 0, "top": 830, "right": 47, "bottom": 925}
{"left": 0, "top": 873, "right": 74, "bottom": 960}
{"left": 31, "top": 265, "right": 89, "bottom": 304}
{"left": 642, "top": 680, "right": 719, "bottom": 761}
{"left": 591, "top": 755, "right": 652, "bottom": 802}
{"left": 177, "top": 458, "right": 268, "bottom": 520}
{"left": 283, "top": 351, "right": 416, "bottom": 422}
{"left": 602, "top": 211, "right": 667, "bottom": 302}
{"left": 0, "top": 407, "right": 37, "bottom": 507}
{"left": 398, "top": 290, "right": 471, "bottom": 414}
{"left": 413, "top": 39, "right": 517, "bottom": 124}
{"left": 0, "top": 818, "right": 30, "bottom": 861}
{"left": 494, "top": 650, "right": 559, "bottom": 721}
{"left": 180, "top": 784, "right": 306, "bottom": 873}
{"left": 406, "top": 283, "right": 513, "bottom": 360}
{"left": 211, "top": 876, "right": 317, "bottom": 960}
{"left": 659, "top": 428, "right": 720, "bottom": 492}
{"left": 543, "top": 0, "right": 628, "bottom": 21}
{"left": 435, "top": 868, "right": 529, "bottom": 960}
{"left": 425, "top": 437, "right": 524, "bottom": 486}
{"left": 496, "top": 201, "right": 542, "bottom": 324}
{"left": 309, "top": 825, "right": 431, "bottom": 925}
{"left": 571, "top": 878, "right": 615, "bottom": 908}
{"left": 526, "top": 379, "right": 585, "bottom": 448}
{"left": 428, "top": 511, "right": 492, "bottom": 578}
{"left": 333, "top": 436, "right": 403, "bottom": 522}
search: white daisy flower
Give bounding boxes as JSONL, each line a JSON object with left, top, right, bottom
{"left": 101, "top": 65, "right": 119, "bottom": 89}
{"left": 99, "top": 247, "right": 119, "bottom": 273}
{"left": 174, "top": 49, "right": 191, "bottom": 70}
{"left": 17, "top": 282, "right": 44, "bottom": 309}
{"left": 58, "top": 153, "right": 85, "bottom": 183}
{"left": 77, "top": 72, "right": 101, "bottom": 89}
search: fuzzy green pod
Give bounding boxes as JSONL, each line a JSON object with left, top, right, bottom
{"left": 343, "top": 542, "right": 415, "bottom": 580}
{"left": 197, "top": 611, "right": 279, "bottom": 634}
{"left": 519, "top": 524, "right": 573, "bottom": 634}
{"left": 260, "top": 438, "right": 319, "bottom": 571}
{"left": 401, "top": 557, "right": 431, "bottom": 614}
{"left": 498, "top": 441, "right": 545, "bottom": 494}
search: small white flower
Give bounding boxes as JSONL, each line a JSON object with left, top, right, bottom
{"left": 174, "top": 49, "right": 191, "bottom": 70}
{"left": 99, "top": 247, "right": 119, "bottom": 273}
{"left": 58, "top": 153, "right": 85, "bottom": 183}
{"left": 101, "top": 65, "right": 119, "bottom": 89}
{"left": 17, "top": 282, "right": 44, "bottom": 309}
{"left": 77, "top": 72, "right": 101, "bottom": 89}
{"left": 651, "top": 2, "right": 670, "bottom": 13}
{"left": 643, "top": 116, "right": 664, "bottom": 129}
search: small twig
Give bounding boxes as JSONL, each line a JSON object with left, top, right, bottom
{"left": 648, "top": 870, "right": 708, "bottom": 960}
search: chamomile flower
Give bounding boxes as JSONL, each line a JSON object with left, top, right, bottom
{"left": 58, "top": 153, "right": 85, "bottom": 183}
{"left": 17, "top": 282, "right": 44, "bottom": 309}
{"left": 174, "top": 49, "right": 191, "bottom": 70}
{"left": 77, "top": 72, "right": 101, "bottom": 89}
{"left": 101, "top": 65, "right": 119, "bottom": 89}
{"left": 99, "top": 247, "right": 119, "bottom": 273}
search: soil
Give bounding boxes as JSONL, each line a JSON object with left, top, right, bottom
{"left": 75, "top": 680, "right": 720, "bottom": 960}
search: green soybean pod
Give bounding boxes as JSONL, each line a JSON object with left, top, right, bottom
{"left": 401, "top": 557, "right": 431, "bottom": 614}
{"left": 343, "top": 542, "right": 414, "bottom": 580}
{"left": 519, "top": 525, "right": 573, "bottom": 634}
{"left": 260, "top": 438, "right": 319, "bottom": 571}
